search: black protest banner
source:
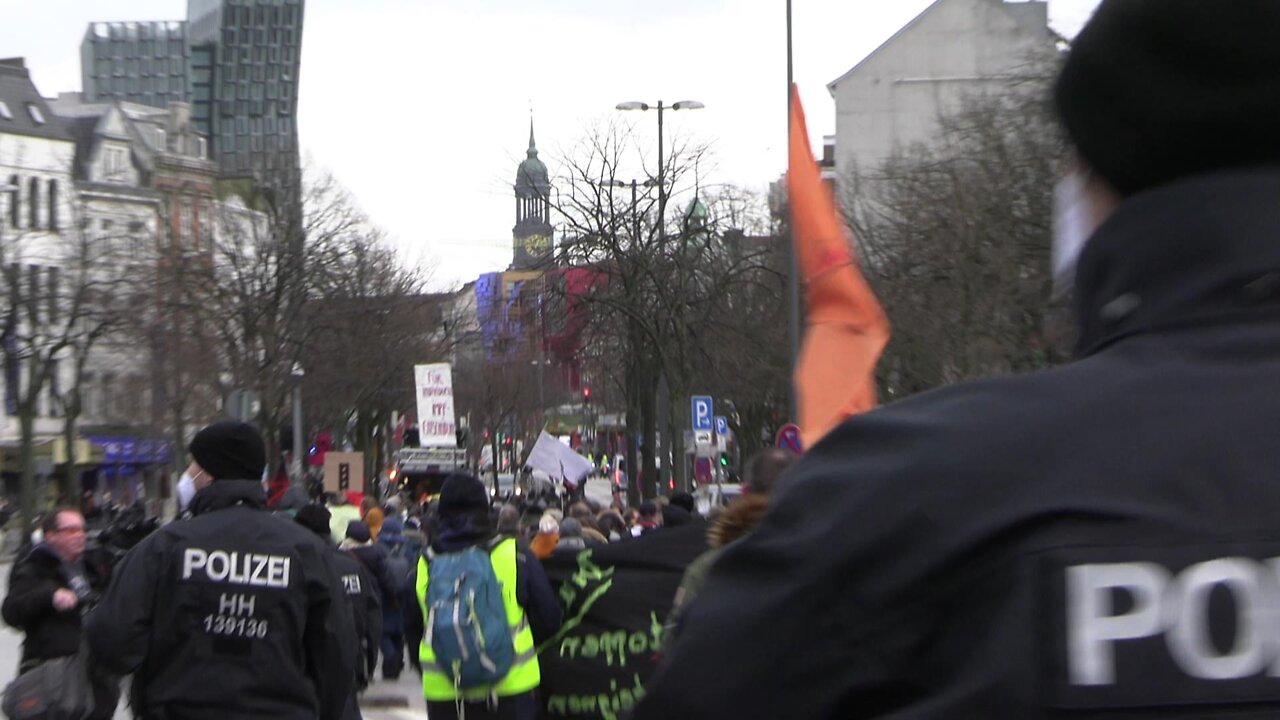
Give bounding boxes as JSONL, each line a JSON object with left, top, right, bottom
{"left": 538, "top": 524, "right": 708, "bottom": 720}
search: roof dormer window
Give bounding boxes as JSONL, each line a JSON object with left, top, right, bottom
{"left": 0, "top": 102, "right": 11, "bottom": 120}
{"left": 26, "top": 103, "right": 44, "bottom": 125}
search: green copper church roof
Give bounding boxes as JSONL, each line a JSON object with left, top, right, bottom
{"left": 516, "top": 120, "right": 550, "bottom": 192}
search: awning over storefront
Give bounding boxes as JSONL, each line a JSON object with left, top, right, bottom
{"left": 83, "top": 436, "right": 171, "bottom": 465}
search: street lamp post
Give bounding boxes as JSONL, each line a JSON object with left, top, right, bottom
{"left": 290, "top": 363, "right": 305, "bottom": 483}
{"left": 615, "top": 101, "right": 704, "bottom": 492}
{"left": 615, "top": 100, "right": 704, "bottom": 240}
{"left": 602, "top": 177, "right": 657, "bottom": 243}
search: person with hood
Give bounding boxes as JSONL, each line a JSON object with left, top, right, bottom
{"left": 636, "top": 3, "right": 1280, "bottom": 717}
{"left": 86, "top": 421, "right": 356, "bottom": 720}
{"left": 343, "top": 521, "right": 396, "bottom": 625}
{"left": 405, "top": 474, "right": 562, "bottom": 720}
{"left": 3, "top": 508, "right": 118, "bottom": 719}
{"left": 296, "top": 504, "right": 381, "bottom": 719}
{"left": 376, "top": 516, "right": 410, "bottom": 680}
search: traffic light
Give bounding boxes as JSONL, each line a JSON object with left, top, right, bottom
{"left": 718, "top": 453, "right": 730, "bottom": 468}
{"left": 582, "top": 386, "right": 592, "bottom": 404}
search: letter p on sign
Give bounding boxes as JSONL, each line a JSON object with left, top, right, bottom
{"left": 1067, "top": 562, "right": 1171, "bottom": 686}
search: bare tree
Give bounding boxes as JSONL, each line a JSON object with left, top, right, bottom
{"left": 195, "top": 169, "right": 366, "bottom": 468}
{"left": 845, "top": 84, "right": 1070, "bottom": 399}
{"left": 548, "top": 121, "right": 781, "bottom": 497}
{"left": 301, "top": 230, "right": 455, "bottom": 482}
{"left": 453, "top": 355, "right": 538, "bottom": 493}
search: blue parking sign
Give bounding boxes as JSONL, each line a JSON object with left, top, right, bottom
{"left": 691, "top": 396, "right": 713, "bottom": 431}
{"left": 715, "top": 416, "right": 728, "bottom": 436}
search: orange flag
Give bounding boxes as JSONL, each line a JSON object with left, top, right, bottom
{"left": 788, "top": 84, "right": 890, "bottom": 448}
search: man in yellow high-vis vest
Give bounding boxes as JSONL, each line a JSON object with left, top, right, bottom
{"left": 405, "top": 474, "right": 562, "bottom": 720}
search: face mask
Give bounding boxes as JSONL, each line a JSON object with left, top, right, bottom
{"left": 1051, "top": 170, "right": 1099, "bottom": 301}
{"left": 177, "top": 472, "right": 196, "bottom": 510}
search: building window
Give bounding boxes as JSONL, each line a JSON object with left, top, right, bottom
{"left": 27, "top": 177, "right": 38, "bottom": 229}
{"left": 103, "top": 373, "right": 118, "bottom": 420}
{"left": 26, "top": 264, "right": 40, "bottom": 326}
{"left": 46, "top": 179, "right": 57, "bottom": 230}
{"left": 7, "top": 175, "right": 18, "bottom": 229}
{"left": 0, "top": 101, "right": 10, "bottom": 120}
{"left": 45, "top": 266, "right": 58, "bottom": 323}
{"left": 26, "top": 103, "right": 44, "bottom": 125}
{"left": 44, "top": 359, "right": 60, "bottom": 419}
{"left": 180, "top": 201, "right": 193, "bottom": 242}
{"left": 104, "top": 147, "right": 127, "bottom": 179}
{"left": 82, "top": 373, "right": 96, "bottom": 420}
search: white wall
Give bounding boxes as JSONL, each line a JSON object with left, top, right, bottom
{"left": 0, "top": 132, "right": 76, "bottom": 263}
{"left": 831, "top": 0, "right": 1053, "bottom": 180}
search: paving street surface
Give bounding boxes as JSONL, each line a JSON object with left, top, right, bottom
{"left": 0, "top": 562, "right": 429, "bottom": 719}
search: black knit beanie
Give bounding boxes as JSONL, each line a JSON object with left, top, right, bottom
{"left": 1054, "top": 0, "right": 1280, "bottom": 196}
{"left": 296, "top": 504, "right": 331, "bottom": 538}
{"left": 437, "top": 473, "right": 489, "bottom": 520}
{"left": 188, "top": 421, "right": 266, "bottom": 481}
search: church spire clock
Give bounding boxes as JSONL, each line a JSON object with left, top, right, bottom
{"left": 512, "top": 118, "right": 554, "bottom": 270}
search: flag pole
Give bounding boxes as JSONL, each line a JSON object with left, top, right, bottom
{"left": 786, "top": 0, "right": 801, "bottom": 423}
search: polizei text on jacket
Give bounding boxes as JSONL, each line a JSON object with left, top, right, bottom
{"left": 181, "top": 548, "right": 291, "bottom": 589}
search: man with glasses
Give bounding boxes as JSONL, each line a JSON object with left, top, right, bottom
{"left": 2, "top": 508, "right": 118, "bottom": 719}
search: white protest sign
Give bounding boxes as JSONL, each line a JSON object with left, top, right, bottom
{"left": 414, "top": 363, "right": 457, "bottom": 447}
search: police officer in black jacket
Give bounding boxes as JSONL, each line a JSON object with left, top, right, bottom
{"left": 86, "top": 421, "right": 357, "bottom": 720}
{"left": 636, "top": 2, "right": 1280, "bottom": 718}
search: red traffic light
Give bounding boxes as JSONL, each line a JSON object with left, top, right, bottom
{"left": 583, "top": 387, "right": 591, "bottom": 400}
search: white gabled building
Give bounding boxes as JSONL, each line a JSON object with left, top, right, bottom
{"left": 0, "top": 57, "right": 84, "bottom": 484}
{"left": 827, "top": 0, "right": 1057, "bottom": 184}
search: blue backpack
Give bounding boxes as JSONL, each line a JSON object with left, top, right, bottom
{"left": 424, "top": 544, "right": 515, "bottom": 690}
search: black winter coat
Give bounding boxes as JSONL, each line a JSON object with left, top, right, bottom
{"left": 637, "top": 171, "right": 1280, "bottom": 718}
{"left": 347, "top": 541, "right": 396, "bottom": 607}
{"left": 329, "top": 547, "right": 379, "bottom": 720}
{"left": 331, "top": 547, "right": 381, "bottom": 689}
{"left": 2, "top": 544, "right": 104, "bottom": 668}
{"left": 85, "top": 480, "right": 357, "bottom": 720}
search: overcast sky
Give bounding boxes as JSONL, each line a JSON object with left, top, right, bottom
{"left": 4, "top": 0, "right": 1102, "bottom": 289}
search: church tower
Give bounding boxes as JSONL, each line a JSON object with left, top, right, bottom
{"left": 512, "top": 120, "right": 554, "bottom": 270}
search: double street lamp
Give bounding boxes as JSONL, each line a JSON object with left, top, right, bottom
{"left": 614, "top": 100, "right": 704, "bottom": 240}
{"left": 602, "top": 177, "right": 657, "bottom": 242}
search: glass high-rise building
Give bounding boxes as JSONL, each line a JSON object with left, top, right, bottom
{"left": 81, "top": 0, "right": 304, "bottom": 198}
{"left": 81, "top": 22, "right": 191, "bottom": 109}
